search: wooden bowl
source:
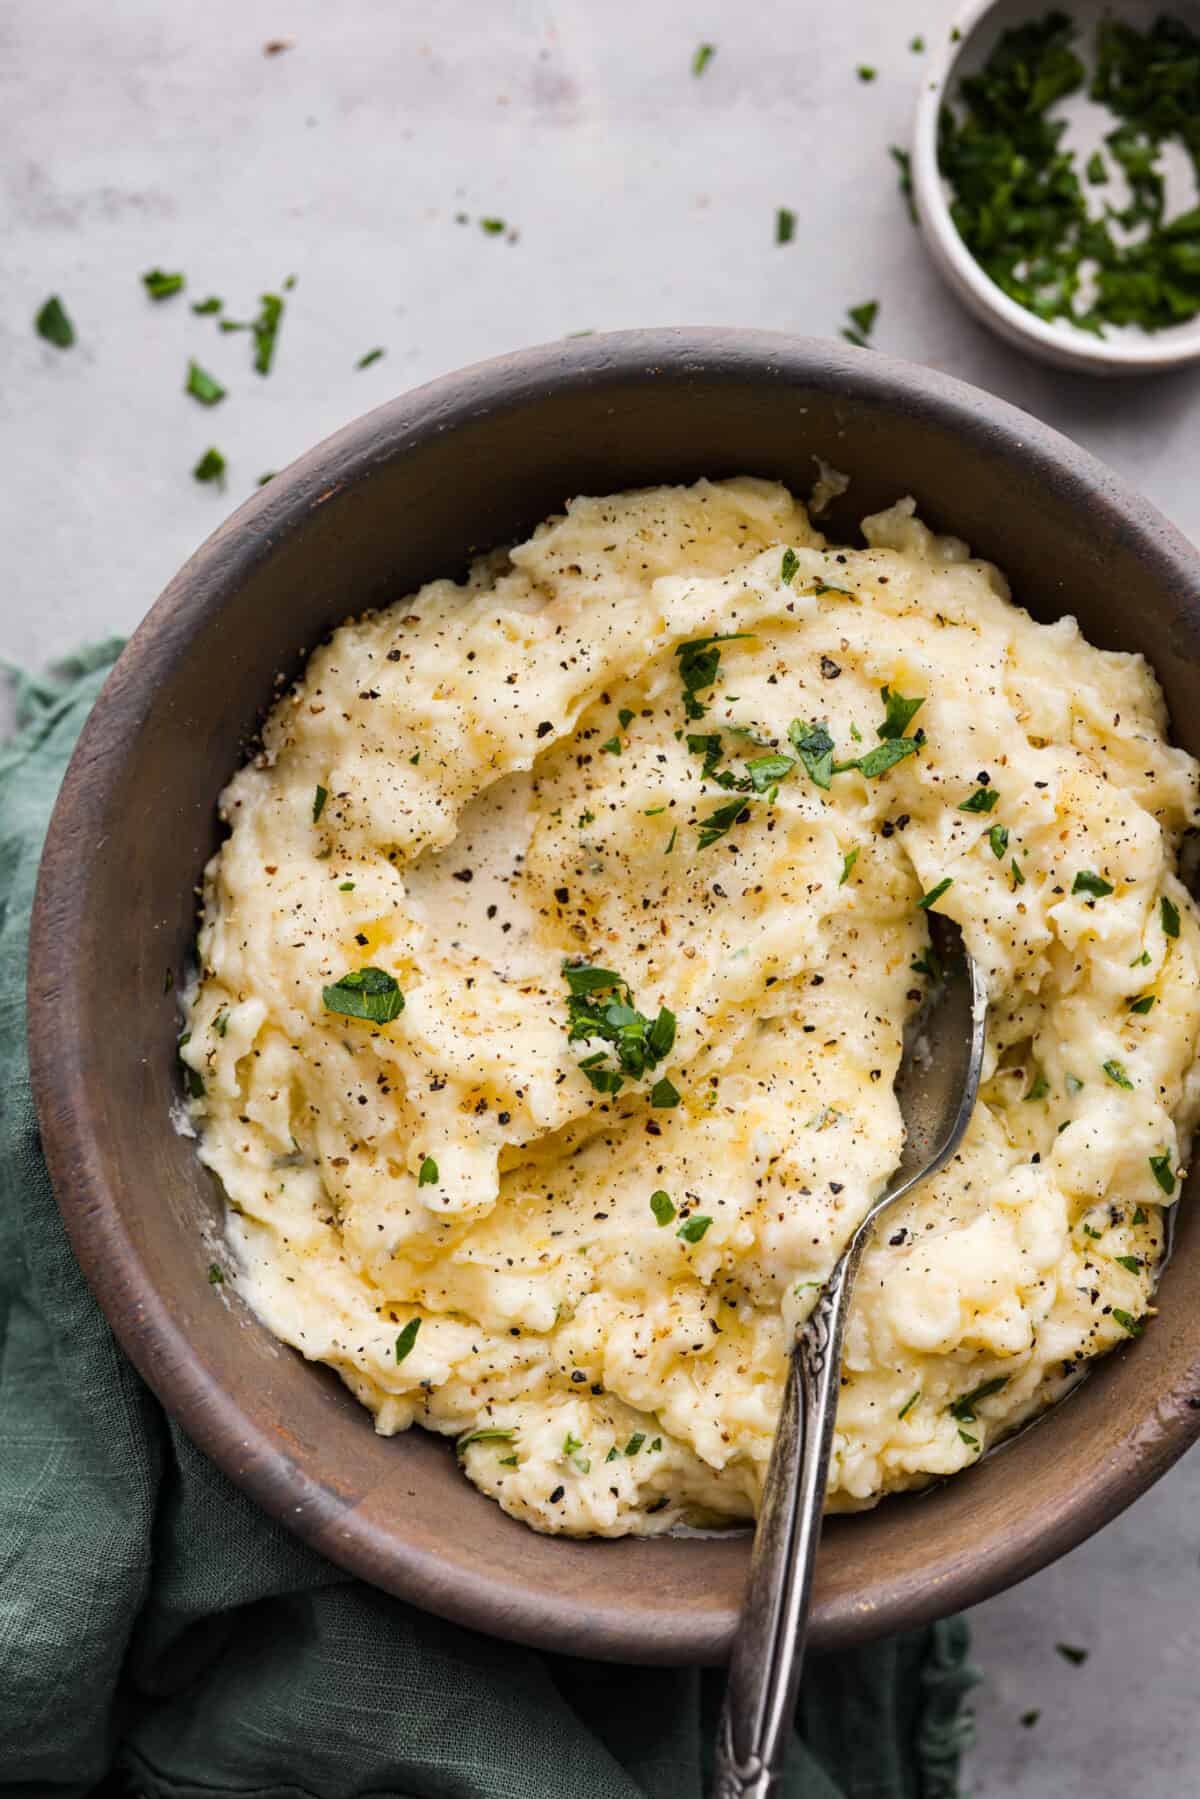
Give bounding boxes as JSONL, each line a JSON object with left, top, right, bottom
{"left": 29, "top": 330, "right": 1200, "bottom": 1662}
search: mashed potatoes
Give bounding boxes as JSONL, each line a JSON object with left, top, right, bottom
{"left": 181, "top": 477, "right": 1200, "bottom": 1536}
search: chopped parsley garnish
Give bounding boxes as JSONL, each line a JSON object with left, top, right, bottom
{"left": 855, "top": 737, "right": 920, "bottom": 778}
{"left": 675, "top": 633, "right": 750, "bottom": 721}
{"left": 877, "top": 685, "right": 924, "bottom": 740}
{"left": 1056, "top": 1643, "right": 1090, "bottom": 1666}
{"left": 746, "top": 752, "right": 796, "bottom": 792}
{"left": 192, "top": 447, "right": 226, "bottom": 488}
{"left": 563, "top": 962, "right": 675, "bottom": 1092}
{"left": 1024, "top": 1071, "right": 1049, "bottom": 1101}
{"left": 1065, "top": 1073, "right": 1083, "bottom": 1095}
{"left": 1011, "top": 858, "right": 1026, "bottom": 888}
{"left": 1072, "top": 870, "right": 1114, "bottom": 897}
{"left": 1115, "top": 1254, "right": 1142, "bottom": 1274}
{"left": 677, "top": 1214, "right": 713, "bottom": 1244}
{"left": 957, "top": 1428, "right": 980, "bottom": 1449}
{"left": 480, "top": 217, "right": 506, "bottom": 235}
{"left": 910, "top": 35, "right": 925, "bottom": 53}
{"left": 313, "top": 784, "right": 328, "bottom": 821}
{"left": 1111, "top": 1309, "right": 1143, "bottom": 1336}
{"left": 208, "top": 1263, "right": 224, "bottom": 1284}
{"left": 1129, "top": 994, "right": 1155, "bottom": 1014}
{"left": 1133, "top": 1206, "right": 1148, "bottom": 1224}
{"left": 947, "top": 1376, "right": 1009, "bottom": 1422}
{"left": 394, "top": 1318, "right": 421, "bottom": 1362}
{"left": 625, "top": 1433, "right": 646, "bottom": 1455}
{"left": 788, "top": 720, "right": 836, "bottom": 789}
{"left": 177, "top": 1032, "right": 205, "bottom": 1100}
{"left": 988, "top": 824, "right": 1009, "bottom": 859}
{"left": 1149, "top": 1152, "right": 1176, "bottom": 1195}
{"left": 916, "top": 877, "right": 953, "bottom": 912}
{"left": 35, "top": 295, "right": 75, "bottom": 348}
{"left": 213, "top": 1010, "right": 229, "bottom": 1037}
{"left": 911, "top": 946, "right": 944, "bottom": 981}
{"left": 687, "top": 733, "right": 724, "bottom": 779}
{"left": 857, "top": 65, "right": 877, "bottom": 82}
{"left": 842, "top": 299, "right": 879, "bottom": 347}
{"left": 618, "top": 707, "right": 635, "bottom": 728}
{"left": 498, "top": 1454, "right": 519, "bottom": 1467}
{"left": 252, "top": 291, "right": 285, "bottom": 374}
{"left": 338, "top": 881, "right": 355, "bottom": 891}
{"left": 696, "top": 795, "right": 752, "bottom": 849}
{"left": 142, "top": 268, "right": 184, "bottom": 300}
{"left": 322, "top": 966, "right": 404, "bottom": 1024}
{"left": 417, "top": 1156, "right": 438, "bottom": 1187}
{"left": 650, "top": 1190, "right": 676, "bottom": 1226}
{"left": 186, "top": 361, "right": 226, "bottom": 405}
{"left": 839, "top": 847, "right": 859, "bottom": 886}
{"left": 650, "top": 1076, "right": 681, "bottom": 1108}
{"left": 960, "top": 786, "right": 999, "bottom": 813}
{"left": 1021, "top": 1711, "right": 1041, "bottom": 1729}
{"left": 781, "top": 547, "right": 800, "bottom": 585}
{"left": 1162, "top": 895, "right": 1181, "bottom": 938}
{"left": 693, "top": 43, "right": 716, "bottom": 76}
{"left": 1103, "top": 1059, "right": 1133, "bottom": 1089}
{"left": 600, "top": 736, "right": 621, "bottom": 755}
{"left": 776, "top": 207, "right": 796, "bottom": 245}
{"left": 457, "top": 1428, "right": 516, "bottom": 1453}
{"left": 192, "top": 296, "right": 222, "bottom": 314}
{"left": 898, "top": 1391, "right": 920, "bottom": 1419}
{"left": 356, "top": 347, "right": 386, "bottom": 369}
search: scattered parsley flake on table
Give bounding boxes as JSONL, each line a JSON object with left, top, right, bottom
{"left": 842, "top": 299, "right": 879, "bottom": 347}
{"left": 252, "top": 291, "right": 285, "bottom": 374}
{"left": 192, "top": 447, "right": 227, "bottom": 488}
{"left": 889, "top": 145, "right": 918, "bottom": 224}
{"left": 142, "top": 268, "right": 185, "bottom": 300}
{"left": 35, "top": 295, "right": 75, "bottom": 348}
{"left": 185, "top": 361, "right": 226, "bottom": 406}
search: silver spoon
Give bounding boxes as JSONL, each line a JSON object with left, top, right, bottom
{"left": 713, "top": 916, "right": 987, "bottom": 1799}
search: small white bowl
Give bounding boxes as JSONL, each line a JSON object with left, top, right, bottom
{"left": 912, "top": 0, "right": 1200, "bottom": 375}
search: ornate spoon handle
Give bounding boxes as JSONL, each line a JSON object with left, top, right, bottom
{"left": 712, "top": 1237, "right": 866, "bottom": 1799}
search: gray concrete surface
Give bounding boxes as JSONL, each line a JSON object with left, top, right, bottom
{"left": 3, "top": 1, "right": 1198, "bottom": 1790}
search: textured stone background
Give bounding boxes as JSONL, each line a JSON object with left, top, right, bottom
{"left": 3, "top": 1, "right": 1199, "bottom": 1789}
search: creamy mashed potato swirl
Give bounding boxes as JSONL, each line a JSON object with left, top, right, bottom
{"left": 182, "top": 478, "right": 1200, "bottom": 1536}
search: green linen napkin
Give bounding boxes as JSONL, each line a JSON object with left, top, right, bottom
{"left": 0, "top": 646, "right": 978, "bottom": 1799}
